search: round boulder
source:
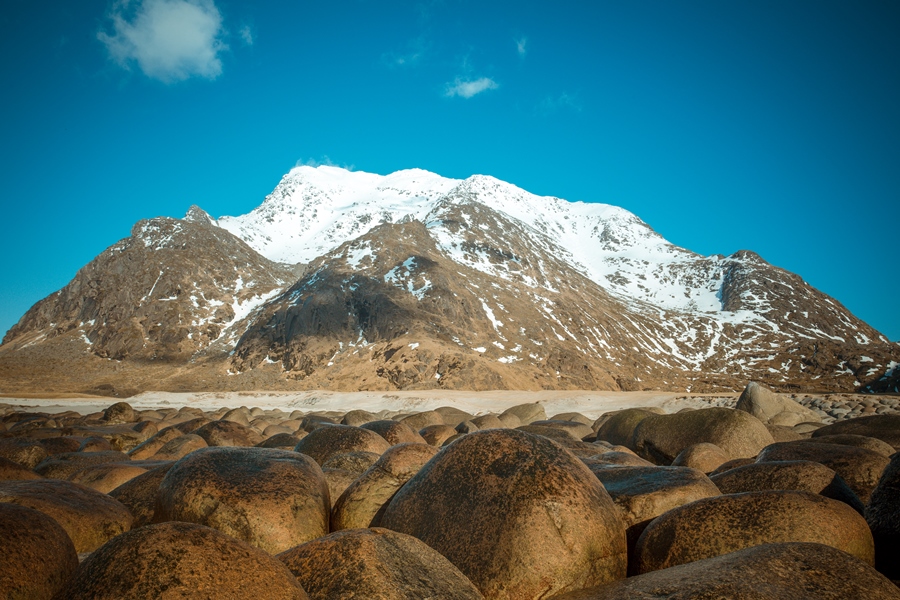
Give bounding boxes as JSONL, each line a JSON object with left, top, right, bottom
{"left": 195, "top": 420, "right": 264, "bottom": 447}
{"left": 0, "top": 479, "right": 133, "bottom": 553}
{"left": 499, "top": 403, "right": 546, "bottom": 425}
{"left": 151, "top": 433, "right": 208, "bottom": 460}
{"left": 710, "top": 460, "right": 864, "bottom": 513}
{"left": 671, "top": 442, "right": 730, "bottom": 473}
{"left": 756, "top": 440, "right": 890, "bottom": 504}
{"left": 55, "top": 521, "right": 308, "bottom": 600}
{"left": 293, "top": 424, "right": 390, "bottom": 466}
{"left": 736, "top": 382, "right": 821, "bottom": 426}
{"left": 332, "top": 443, "right": 439, "bottom": 530}
{"left": 632, "top": 408, "right": 775, "bottom": 465}
{"left": 0, "top": 502, "right": 78, "bottom": 600}
{"left": 594, "top": 408, "right": 660, "bottom": 447}
{"left": 68, "top": 462, "right": 149, "bottom": 494}
{"left": 278, "top": 527, "right": 483, "bottom": 600}
{"left": 0, "top": 438, "right": 48, "bottom": 469}
{"left": 102, "top": 401, "right": 135, "bottom": 424}
{"left": 33, "top": 450, "right": 130, "bottom": 480}
{"left": 108, "top": 462, "right": 175, "bottom": 528}
{"left": 634, "top": 490, "right": 874, "bottom": 574}
{"left": 155, "top": 446, "right": 330, "bottom": 554}
{"left": 812, "top": 415, "right": 900, "bottom": 450}
{"left": 552, "top": 542, "right": 900, "bottom": 600}
{"left": 360, "top": 420, "right": 427, "bottom": 445}
{"left": 380, "top": 428, "right": 627, "bottom": 600}
{"left": 0, "top": 456, "right": 42, "bottom": 481}
{"left": 419, "top": 424, "right": 458, "bottom": 447}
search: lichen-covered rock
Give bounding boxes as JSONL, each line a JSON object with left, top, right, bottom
{"left": 671, "top": 442, "right": 730, "bottom": 473}
{"left": 360, "top": 420, "right": 427, "bottom": 445}
{"left": 812, "top": 415, "right": 900, "bottom": 450}
{"left": 0, "top": 479, "right": 133, "bottom": 553}
{"left": 380, "top": 428, "right": 627, "bottom": 600}
{"left": 155, "top": 447, "right": 329, "bottom": 554}
{"left": 632, "top": 408, "right": 775, "bottom": 465}
{"left": 634, "top": 490, "right": 874, "bottom": 574}
{"left": 108, "top": 462, "right": 174, "bottom": 528}
{"left": 0, "top": 502, "right": 78, "bottom": 600}
{"left": 194, "top": 420, "right": 264, "bottom": 447}
{"left": 279, "top": 528, "right": 483, "bottom": 600}
{"left": 55, "top": 522, "right": 308, "bottom": 600}
{"left": 293, "top": 425, "right": 390, "bottom": 466}
{"left": 33, "top": 451, "right": 130, "bottom": 480}
{"left": 866, "top": 452, "right": 900, "bottom": 579}
{"left": 736, "top": 382, "right": 821, "bottom": 426}
{"left": 552, "top": 543, "right": 900, "bottom": 600}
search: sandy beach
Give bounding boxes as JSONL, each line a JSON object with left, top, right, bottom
{"left": 0, "top": 390, "right": 738, "bottom": 419}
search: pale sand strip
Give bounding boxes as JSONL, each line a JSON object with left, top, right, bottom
{"left": 0, "top": 390, "right": 737, "bottom": 419}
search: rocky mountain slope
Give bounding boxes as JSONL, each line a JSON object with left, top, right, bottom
{"left": 1, "top": 166, "right": 897, "bottom": 395}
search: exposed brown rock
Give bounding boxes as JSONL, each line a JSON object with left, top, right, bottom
{"left": 812, "top": 415, "right": 900, "bottom": 449}
{"left": 0, "top": 438, "right": 48, "bottom": 469}
{"left": 756, "top": 440, "right": 890, "bottom": 504}
{"left": 332, "top": 442, "right": 439, "bottom": 530}
{"left": 0, "top": 502, "right": 78, "bottom": 600}
{"left": 671, "top": 442, "right": 730, "bottom": 473}
{"left": 101, "top": 401, "right": 135, "bottom": 424}
{"left": 631, "top": 407, "right": 775, "bottom": 465}
{"left": 154, "top": 446, "right": 330, "bottom": 554}
{"left": 594, "top": 408, "right": 663, "bottom": 447}
{"left": 151, "top": 433, "right": 208, "bottom": 460}
{"left": 33, "top": 450, "right": 130, "bottom": 479}
{"left": 710, "top": 460, "right": 864, "bottom": 513}
{"left": 108, "top": 462, "right": 174, "bottom": 528}
{"left": 419, "top": 423, "right": 458, "bottom": 446}
{"left": 380, "top": 428, "right": 627, "bottom": 600}
{"left": 320, "top": 450, "right": 381, "bottom": 477}
{"left": 801, "top": 433, "right": 896, "bottom": 457}
{"left": 68, "top": 462, "right": 149, "bottom": 494}
{"left": 55, "top": 521, "right": 308, "bottom": 600}
{"left": 736, "top": 381, "right": 821, "bottom": 426}
{"left": 360, "top": 419, "right": 427, "bottom": 445}
{"left": 194, "top": 419, "right": 264, "bottom": 447}
{"left": 634, "top": 490, "right": 874, "bottom": 574}
{"left": 0, "top": 455, "right": 42, "bottom": 481}
{"left": 278, "top": 527, "right": 482, "bottom": 600}
{"left": 0, "top": 478, "right": 132, "bottom": 553}
{"left": 293, "top": 424, "right": 391, "bottom": 466}
{"left": 552, "top": 542, "right": 900, "bottom": 600}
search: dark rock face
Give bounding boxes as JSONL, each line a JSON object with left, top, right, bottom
{"left": 0, "top": 502, "right": 78, "bottom": 600}
{"left": 278, "top": 527, "right": 483, "bottom": 600}
{"left": 866, "top": 452, "right": 900, "bottom": 579}
{"left": 0, "top": 479, "right": 133, "bottom": 553}
{"left": 55, "top": 521, "right": 309, "bottom": 600}
{"left": 634, "top": 490, "right": 874, "bottom": 574}
{"left": 380, "top": 428, "right": 627, "bottom": 600}
{"left": 552, "top": 543, "right": 900, "bottom": 600}
{"left": 154, "top": 447, "right": 330, "bottom": 554}
{"left": 108, "top": 462, "right": 175, "bottom": 528}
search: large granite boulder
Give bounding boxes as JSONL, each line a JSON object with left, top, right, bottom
{"left": 55, "top": 522, "right": 308, "bottom": 599}
{"left": 293, "top": 425, "right": 391, "bottom": 465}
{"left": 736, "top": 382, "right": 821, "bottom": 426}
{"left": 866, "top": 452, "right": 900, "bottom": 579}
{"left": 632, "top": 408, "right": 775, "bottom": 465}
{"left": 155, "top": 446, "right": 330, "bottom": 553}
{"left": 278, "top": 528, "right": 483, "bottom": 599}
{"left": 812, "top": 414, "right": 900, "bottom": 450}
{"left": 360, "top": 420, "right": 427, "bottom": 445}
{"left": 108, "top": 462, "right": 174, "bottom": 528}
{"left": 0, "top": 479, "right": 133, "bottom": 553}
{"left": 551, "top": 542, "right": 900, "bottom": 600}
{"left": 634, "top": 490, "right": 874, "bottom": 574}
{"left": 380, "top": 428, "right": 627, "bottom": 600}
{"left": 0, "top": 502, "right": 78, "bottom": 600}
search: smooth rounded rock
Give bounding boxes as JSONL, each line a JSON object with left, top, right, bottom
{"left": 0, "top": 438, "right": 48, "bottom": 469}
{"left": 101, "top": 402, "right": 135, "bottom": 424}
{"left": 634, "top": 490, "right": 875, "bottom": 574}
{"left": 68, "top": 462, "right": 149, "bottom": 494}
{"left": 279, "top": 527, "right": 483, "bottom": 600}
{"left": 0, "top": 479, "right": 133, "bottom": 553}
{"left": 55, "top": 521, "right": 308, "bottom": 600}
{"left": 802, "top": 433, "right": 896, "bottom": 457}
{"left": 710, "top": 460, "right": 864, "bottom": 512}
{"left": 0, "top": 502, "right": 78, "bottom": 600}
{"left": 419, "top": 424, "right": 458, "bottom": 446}
{"left": 594, "top": 408, "right": 660, "bottom": 447}
{"left": 756, "top": 440, "right": 890, "bottom": 504}
{"left": 108, "top": 462, "right": 174, "bottom": 528}
{"left": 293, "top": 424, "right": 391, "bottom": 466}
{"left": 195, "top": 420, "right": 264, "bottom": 447}
{"left": 552, "top": 542, "right": 900, "bottom": 600}
{"left": 736, "top": 382, "right": 821, "bottom": 426}
{"left": 499, "top": 403, "right": 546, "bottom": 425}
{"left": 671, "top": 442, "right": 730, "bottom": 473}
{"left": 341, "top": 409, "right": 378, "bottom": 427}
{"left": 632, "top": 407, "right": 775, "bottom": 465}
{"left": 380, "top": 428, "right": 627, "bottom": 600}
{"left": 155, "top": 446, "right": 330, "bottom": 554}
{"left": 0, "top": 456, "right": 42, "bottom": 481}
{"left": 33, "top": 451, "right": 130, "bottom": 480}
{"left": 152, "top": 433, "right": 208, "bottom": 460}
{"left": 812, "top": 415, "right": 900, "bottom": 449}
{"left": 332, "top": 443, "right": 439, "bottom": 530}
{"left": 361, "top": 420, "right": 427, "bottom": 445}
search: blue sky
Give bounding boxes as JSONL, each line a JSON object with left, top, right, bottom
{"left": 1, "top": 0, "right": 898, "bottom": 341}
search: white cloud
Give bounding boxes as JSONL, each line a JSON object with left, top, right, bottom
{"left": 537, "top": 92, "right": 583, "bottom": 115}
{"left": 98, "top": 0, "right": 227, "bottom": 83}
{"left": 240, "top": 25, "right": 253, "bottom": 46}
{"left": 444, "top": 77, "right": 499, "bottom": 99}
{"left": 516, "top": 37, "right": 527, "bottom": 57}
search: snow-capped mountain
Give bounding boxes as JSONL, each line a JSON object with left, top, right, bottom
{"left": 1, "top": 166, "right": 897, "bottom": 395}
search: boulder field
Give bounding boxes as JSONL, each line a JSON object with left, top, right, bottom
{"left": 0, "top": 382, "right": 898, "bottom": 599}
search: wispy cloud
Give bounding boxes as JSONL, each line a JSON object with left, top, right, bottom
{"left": 537, "top": 92, "right": 583, "bottom": 115}
{"left": 382, "top": 37, "right": 428, "bottom": 68}
{"left": 239, "top": 25, "right": 254, "bottom": 46}
{"left": 444, "top": 77, "right": 499, "bottom": 99}
{"left": 516, "top": 37, "right": 527, "bottom": 58}
{"left": 98, "top": 0, "right": 227, "bottom": 83}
